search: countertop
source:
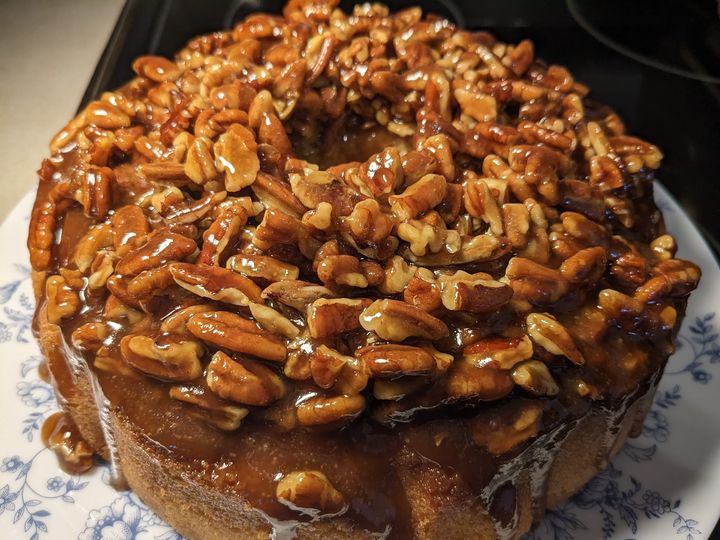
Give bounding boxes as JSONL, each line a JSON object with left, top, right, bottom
{"left": 0, "top": 0, "right": 125, "bottom": 224}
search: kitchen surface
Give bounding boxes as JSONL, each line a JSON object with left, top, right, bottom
{"left": 0, "top": 0, "right": 124, "bottom": 223}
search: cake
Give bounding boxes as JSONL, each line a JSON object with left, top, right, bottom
{"left": 28, "top": 1, "right": 701, "bottom": 538}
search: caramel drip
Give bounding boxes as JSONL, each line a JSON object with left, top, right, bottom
{"left": 41, "top": 411, "right": 94, "bottom": 475}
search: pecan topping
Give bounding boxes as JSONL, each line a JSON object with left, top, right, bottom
{"left": 31, "top": 0, "right": 700, "bottom": 449}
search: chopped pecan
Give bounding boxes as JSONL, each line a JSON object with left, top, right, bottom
{"left": 438, "top": 271, "right": 513, "bottom": 313}
{"left": 206, "top": 351, "right": 286, "bottom": 406}
{"left": 262, "top": 280, "right": 336, "bottom": 312}
{"left": 71, "top": 322, "right": 110, "bottom": 352}
{"left": 214, "top": 124, "right": 260, "bottom": 191}
{"left": 511, "top": 360, "right": 559, "bottom": 396}
{"left": 464, "top": 179, "right": 503, "bottom": 235}
{"left": 185, "top": 136, "right": 219, "bottom": 185}
{"left": 389, "top": 173, "right": 447, "bottom": 221}
{"left": 45, "top": 276, "right": 80, "bottom": 324}
{"left": 316, "top": 255, "right": 381, "bottom": 288}
{"left": 359, "top": 299, "right": 448, "bottom": 341}
{"left": 296, "top": 394, "right": 365, "bottom": 426}
{"left": 276, "top": 471, "right": 346, "bottom": 515}
{"left": 170, "top": 384, "right": 249, "bottom": 431}
{"left": 526, "top": 312, "right": 584, "bottom": 364}
{"left": 227, "top": 254, "right": 300, "bottom": 282}
{"left": 187, "top": 310, "right": 287, "bottom": 361}
{"left": 111, "top": 205, "right": 150, "bottom": 252}
{"left": 81, "top": 166, "right": 113, "bottom": 220}
{"left": 356, "top": 344, "right": 437, "bottom": 378}
{"left": 345, "top": 199, "right": 394, "bottom": 244}
{"left": 505, "top": 257, "right": 568, "bottom": 305}
{"left": 379, "top": 256, "right": 417, "bottom": 295}
{"left": 403, "top": 269, "right": 442, "bottom": 312}
{"left": 357, "top": 147, "right": 404, "bottom": 197}
{"left": 309, "top": 345, "right": 368, "bottom": 395}
{"left": 463, "top": 336, "right": 533, "bottom": 370}
{"left": 120, "top": 334, "right": 204, "bottom": 381}
{"left": 307, "top": 298, "right": 371, "bottom": 338}
{"left": 649, "top": 234, "right": 677, "bottom": 261}
{"left": 249, "top": 302, "right": 299, "bottom": 338}
{"left": 397, "top": 219, "right": 460, "bottom": 257}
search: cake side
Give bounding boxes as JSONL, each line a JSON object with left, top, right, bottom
{"left": 37, "top": 297, "right": 661, "bottom": 540}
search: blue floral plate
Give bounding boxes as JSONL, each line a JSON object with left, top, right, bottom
{"left": 1, "top": 185, "right": 719, "bottom": 540}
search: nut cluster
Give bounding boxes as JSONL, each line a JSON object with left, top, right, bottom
{"left": 31, "top": 0, "right": 699, "bottom": 513}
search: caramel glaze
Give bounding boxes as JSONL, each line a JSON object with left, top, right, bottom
{"left": 34, "top": 138, "right": 684, "bottom": 539}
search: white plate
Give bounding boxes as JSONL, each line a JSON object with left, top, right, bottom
{"left": 1, "top": 185, "right": 718, "bottom": 540}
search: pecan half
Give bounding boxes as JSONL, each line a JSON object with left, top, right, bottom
{"left": 296, "top": 394, "right": 365, "bottom": 426}
{"left": 388, "top": 173, "right": 447, "bottom": 221}
{"left": 116, "top": 231, "right": 197, "bottom": 276}
{"left": 120, "top": 334, "right": 204, "bottom": 381}
{"left": 206, "top": 351, "right": 286, "bottom": 406}
{"left": 169, "top": 262, "right": 263, "bottom": 306}
{"left": 359, "top": 299, "right": 449, "bottom": 341}
{"left": 276, "top": 471, "right": 346, "bottom": 515}
{"left": 187, "top": 310, "right": 287, "bottom": 361}
{"left": 261, "top": 280, "right": 336, "bottom": 312}
{"left": 356, "top": 344, "right": 437, "bottom": 377}
{"left": 227, "top": 254, "right": 300, "bottom": 282}
{"left": 170, "top": 384, "right": 249, "bottom": 431}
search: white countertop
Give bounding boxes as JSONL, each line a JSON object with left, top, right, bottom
{"left": 0, "top": 0, "right": 125, "bottom": 223}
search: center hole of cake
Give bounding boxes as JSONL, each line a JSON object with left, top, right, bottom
{"left": 289, "top": 114, "right": 408, "bottom": 169}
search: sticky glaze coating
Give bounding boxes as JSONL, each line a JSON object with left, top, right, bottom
{"left": 29, "top": 0, "right": 700, "bottom": 537}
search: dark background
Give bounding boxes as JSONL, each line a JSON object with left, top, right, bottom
{"left": 82, "top": 0, "right": 720, "bottom": 537}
